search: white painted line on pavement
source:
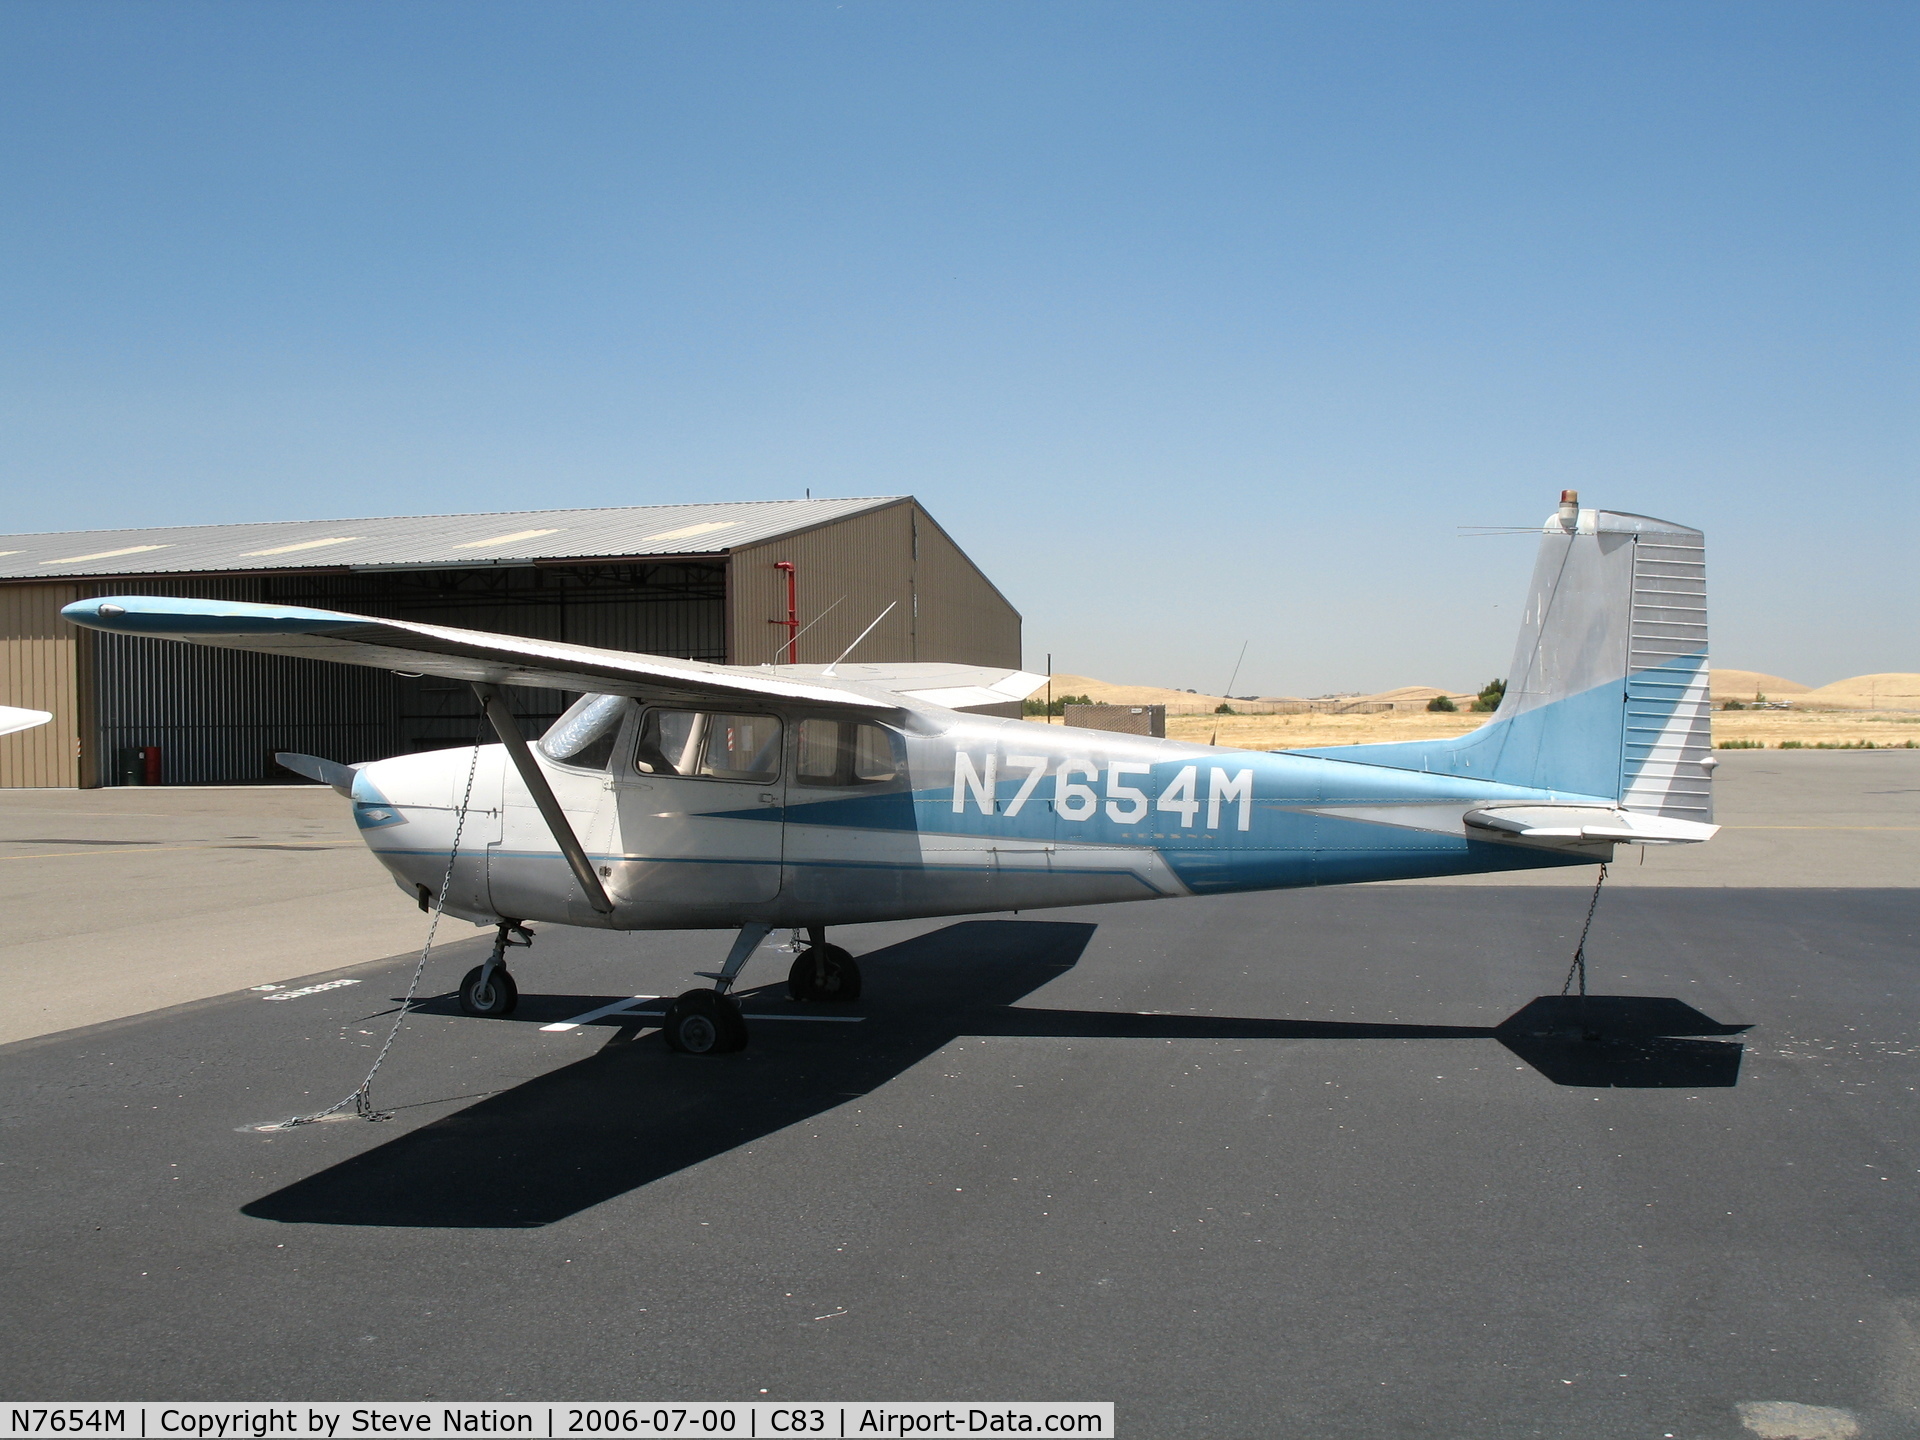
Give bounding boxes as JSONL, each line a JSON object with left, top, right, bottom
{"left": 744, "top": 1013, "right": 866, "bottom": 1023}
{"left": 540, "top": 995, "right": 660, "bottom": 1032}
{"left": 610, "top": 1009, "right": 866, "bottom": 1025}
{"left": 260, "top": 978, "right": 361, "bottom": 1001}
{"left": 539, "top": 996, "right": 866, "bottom": 1033}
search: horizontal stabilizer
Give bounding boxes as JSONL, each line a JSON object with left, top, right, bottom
{"left": 1466, "top": 804, "right": 1719, "bottom": 847}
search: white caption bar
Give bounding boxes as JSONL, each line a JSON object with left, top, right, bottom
{"left": 1, "top": 1404, "right": 1115, "bottom": 1439}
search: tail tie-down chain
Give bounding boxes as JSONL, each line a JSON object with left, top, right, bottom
{"left": 1559, "top": 863, "right": 1609, "bottom": 1000}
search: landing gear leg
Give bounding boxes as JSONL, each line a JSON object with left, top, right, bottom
{"left": 459, "top": 921, "right": 532, "bottom": 1018}
{"left": 663, "top": 923, "right": 767, "bottom": 1054}
{"left": 788, "top": 924, "right": 862, "bottom": 1003}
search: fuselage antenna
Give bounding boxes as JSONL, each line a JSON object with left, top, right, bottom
{"left": 822, "top": 600, "right": 898, "bottom": 676}
{"left": 1223, "top": 639, "right": 1249, "bottom": 702}
{"left": 770, "top": 595, "right": 846, "bottom": 664}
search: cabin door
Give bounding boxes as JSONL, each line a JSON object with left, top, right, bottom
{"left": 611, "top": 707, "right": 786, "bottom": 907}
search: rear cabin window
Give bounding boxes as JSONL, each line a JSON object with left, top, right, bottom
{"left": 635, "top": 709, "right": 782, "bottom": 784}
{"left": 795, "top": 718, "right": 903, "bottom": 787}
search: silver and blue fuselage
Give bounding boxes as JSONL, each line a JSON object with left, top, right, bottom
{"left": 351, "top": 705, "right": 1604, "bottom": 932}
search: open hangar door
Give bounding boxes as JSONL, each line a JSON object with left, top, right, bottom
{"left": 84, "top": 562, "right": 725, "bottom": 786}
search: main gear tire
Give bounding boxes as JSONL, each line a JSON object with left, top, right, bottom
{"left": 787, "top": 945, "right": 862, "bottom": 1003}
{"left": 663, "top": 989, "right": 748, "bottom": 1054}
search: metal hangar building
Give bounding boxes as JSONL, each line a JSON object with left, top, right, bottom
{"left": 0, "top": 496, "right": 1020, "bottom": 788}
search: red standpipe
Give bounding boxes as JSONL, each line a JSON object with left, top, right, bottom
{"left": 770, "top": 561, "right": 799, "bottom": 663}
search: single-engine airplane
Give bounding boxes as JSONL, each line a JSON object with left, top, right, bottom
{"left": 62, "top": 492, "right": 1715, "bottom": 1055}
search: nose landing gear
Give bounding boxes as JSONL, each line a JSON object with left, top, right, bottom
{"left": 458, "top": 920, "right": 532, "bottom": 1018}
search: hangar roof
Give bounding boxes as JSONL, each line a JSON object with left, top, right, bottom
{"left": 0, "top": 497, "right": 904, "bottom": 579}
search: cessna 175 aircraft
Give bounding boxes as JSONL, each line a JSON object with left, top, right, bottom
{"left": 62, "top": 493, "right": 1714, "bottom": 1055}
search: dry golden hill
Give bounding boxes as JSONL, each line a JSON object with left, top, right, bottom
{"left": 1042, "top": 673, "right": 1247, "bottom": 708}
{"left": 1041, "top": 673, "right": 1466, "bottom": 712}
{"left": 1796, "top": 673, "right": 1920, "bottom": 709}
{"left": 1048, "top": 667, "right": 1918, "bottom": 719}
{"left": 1711, "top": 668, "right": 1808, "bottom": 699}
{"left": 1366, "top": 685, "right": 1464, "bottom": 703}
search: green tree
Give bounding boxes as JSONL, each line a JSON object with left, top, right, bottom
{"left": 1024, "top": 693, "right": 1092, "bottom": 716}
{"left": 1472, "top": 678, "right": 1506, "bottom": 712}
{"left": 1214, "top": 702, "right": 1236, "bottom": 715}
{"left": 1426, "top": 694, "right": 1457, "bottom": 713}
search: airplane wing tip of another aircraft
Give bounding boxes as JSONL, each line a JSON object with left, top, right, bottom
{"left": 0, "top": 705, "right": 54, "bottom": 737}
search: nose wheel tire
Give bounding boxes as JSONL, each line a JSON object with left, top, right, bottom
{"left": 663, "top": 989, "right": 748, "bottom": 1054}
{"left": 788, "top": 944, "right": 862, "bottom": 1003}
{"left": 458, "top": 964, "right": 519, "bottom": 1018}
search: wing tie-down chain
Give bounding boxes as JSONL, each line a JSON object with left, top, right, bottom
{"left": 276, "top": 730, "right": 486, "bottom": 1128}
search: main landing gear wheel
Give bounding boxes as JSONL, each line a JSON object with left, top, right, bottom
{"left": 788, "top": 944, "right": 862, "bottom": 1003}
{"left": 663, "top": 989, "right": 748, "bottom": 1055}
{"left": 458, "top": 964, "right": 519, "bottom": 1017}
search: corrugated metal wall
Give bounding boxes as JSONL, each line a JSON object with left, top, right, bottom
{"left": 909, "top": 507, "right": 1023, "bottom": 667}
{"left": 74, "top": 564, "right": 726, "bottom": 785}
{"left": 0, "top": 583, "right": 82, "bottom": 788}
{"left": 728, "top": 501, "right": 1020, "bottom": 669}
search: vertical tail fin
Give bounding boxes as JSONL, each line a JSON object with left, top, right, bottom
{"left": 1295, "top": 495, "right": 1713, "bottom": 820}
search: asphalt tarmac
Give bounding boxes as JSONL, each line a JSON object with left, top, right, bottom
{"left": 2, "top": 756, "right": 1917, "bottom": 1438}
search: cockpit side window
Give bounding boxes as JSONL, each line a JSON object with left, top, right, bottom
{"left": 634, "top": 709, "right": 706, "bottom": 776}
{"left": 634, "top": 709, "right": 783, "bottom": 784}
{"left": 538, "top": 693, "right": 633, "bottom": 771}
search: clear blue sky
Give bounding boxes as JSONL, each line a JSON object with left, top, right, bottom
{"left": 2, "top": 1, "right": 1913, "bottom": 692}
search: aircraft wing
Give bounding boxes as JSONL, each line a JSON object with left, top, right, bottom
{"left": 61, "top": 596, "right": 893, "bottom": 711}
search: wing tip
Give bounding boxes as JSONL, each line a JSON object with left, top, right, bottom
{"left": 62, "top": 595, "right": 357, "bottom": 635}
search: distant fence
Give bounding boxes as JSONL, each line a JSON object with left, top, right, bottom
{"left": 1158, "top": 697, "right": 1476, "bottom": 717}
{"left": 1064, "top": 704, "right": 1167, "bottom": 737}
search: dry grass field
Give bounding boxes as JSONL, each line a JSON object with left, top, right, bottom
{"left": 1026, "top": 708, "right": 1920, "bottom": 751}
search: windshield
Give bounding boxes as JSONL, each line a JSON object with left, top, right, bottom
{"left": 538, "top": 693, "right": 632, "bottom": 769}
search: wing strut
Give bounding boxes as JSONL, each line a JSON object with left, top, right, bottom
{"left": 473, "top": 683, "right": 615, "bottom": 917}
